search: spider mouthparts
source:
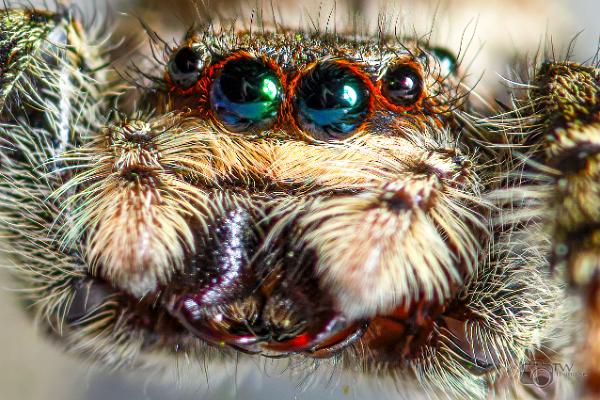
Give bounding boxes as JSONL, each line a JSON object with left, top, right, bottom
{"left": 154, "top": 205, "right": 371, "bottom": 356}
{"left": 164, "top": 291, "right": 367, "bottom": 356}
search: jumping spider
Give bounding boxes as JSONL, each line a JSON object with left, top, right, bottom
{"left": 0, "top": 4, "right": 598, "bottom": 400}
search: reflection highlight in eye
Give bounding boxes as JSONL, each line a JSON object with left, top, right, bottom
{"left": 262, "top": 78, "right": 279, "bottom": 101}
{"left": 342, "top": 85, "right": 358, "bottom": 107}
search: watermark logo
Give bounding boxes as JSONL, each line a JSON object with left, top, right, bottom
{"left": 520, "top": 362, "right": 586, "bottom": 388}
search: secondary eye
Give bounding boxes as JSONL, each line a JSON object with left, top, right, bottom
{"left": 210, "top": 57, "right": 283, "bottom": 132}
{"left": 381, "top": 64, "right": 423, "bottom": 106}
{"left": 168, "top": 46, "right": 204, "bottom": 89}
{"left": 293, "top": 61, "right": 371, "bottom": 140}
{"left": 431, "top": 47, "right": 458, "bottom": 75}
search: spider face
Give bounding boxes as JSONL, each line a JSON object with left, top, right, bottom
{"left": 63, "top": 31, "right": 484, "bottom": 358}
{"left": 0, "top": 7, "right": 572, "bottom": 399}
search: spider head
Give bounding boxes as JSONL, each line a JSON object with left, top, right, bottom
{"left": 60, "top": 31, "right": 484, "bottom": 359}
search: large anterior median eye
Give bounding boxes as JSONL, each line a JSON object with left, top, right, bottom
{"left": 210, "top": 57, "right": 283, "bottom": 132}
{"left": 381, "top": 64, "right": 423, "bottom": 107}
{"left": 293, "top": 61, "right": 371, "bottom": 140}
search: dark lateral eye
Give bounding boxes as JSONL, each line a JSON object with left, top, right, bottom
{"left": 431, "top": 47, "right": 458, "bottom": 75}
{"left": 210, "top": 57, "right": 283, "bottom": 132}
{"left": 381, "top": 64, "right": 423, "bottom": 106}
{"left": 294, "top": 62, "right": 371, "bottom": 140}
{"left": 168, "top": 46, "right": 204, "bottom": 89}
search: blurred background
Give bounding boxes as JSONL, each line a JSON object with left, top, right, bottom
{"left": 1, "top": 0, "right": 599, "bottom": 399}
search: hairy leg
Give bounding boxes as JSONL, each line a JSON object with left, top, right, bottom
{"left": 495, "top": 59, "right": 600, "bottom": 398}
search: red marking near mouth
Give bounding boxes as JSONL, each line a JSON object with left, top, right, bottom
{"left": 264, "top": 332, "right": 312, "bottom": 352}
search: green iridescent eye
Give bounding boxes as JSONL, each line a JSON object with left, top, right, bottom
{"left": 210, "top": 57, "right": 283, "bottom": 132}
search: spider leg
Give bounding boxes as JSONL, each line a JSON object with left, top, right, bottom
{"left": 0, "top": 7, "right": 133, "bottom": 364}
{"left": 504, "top": 60, "right": 600, "bottom": 398}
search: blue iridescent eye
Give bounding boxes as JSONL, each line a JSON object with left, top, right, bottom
{"left": 210, "top": 57, "right": 283, "bottom": 132}
{"left": 293, "top": 62, "right": 371, "bottom": 140}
